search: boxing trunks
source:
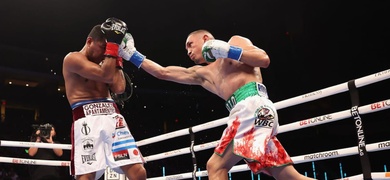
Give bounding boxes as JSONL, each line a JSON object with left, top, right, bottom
{"left": 70, "top": 98, "right": 144, "bottom": 179}
{"left": 216, "top": 82, "right": 293, "bottom": 174}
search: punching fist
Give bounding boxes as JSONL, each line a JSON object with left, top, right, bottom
{"left": 201, "top": 40, "right": 243, "bottom": 62}
{"left": 119, "top": 33, "right": 145, "bottom": 68}
{"left": 101, "top": 18, "right": 128, "bottom": 58}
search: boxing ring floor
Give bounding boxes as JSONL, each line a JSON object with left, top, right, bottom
{"left": 1, "top": 68, "right": 390, "bottom": 180}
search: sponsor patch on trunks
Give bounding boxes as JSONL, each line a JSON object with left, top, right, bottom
{"left": 82, "top": 102, "right": 116, "bottom": 116}
{"left": 113, "top": 150, "right": 130, "bottom": 161}
{"left": 254, "top": 105, "right": 275, "bottom": 128}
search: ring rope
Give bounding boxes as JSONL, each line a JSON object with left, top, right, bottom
{"left": 1, "top": 97, "right": 388, "bottom": 163}
{"left": 3, "top": 99, "right": 386, "bottom": 151}
{"left": 136, "top": 69, "right": 390, "bottom": 147}
{"left": 278, "top": 98, "right": 390, "bottom": 133}
{"left": 1, "top": 95, "right": 389, "bottom": 153}
{"left": 0, "top": 141, "right": 71, "bottom": 150}
{"left": 0, "top": 156, "right": 70, "bottom": 167}
{"left": 143, "top": 95, "right": 390, "bottom": 161}
{"left": 1, "top": 139, "right": 388, "bottom": 178}
{"left": 275, "top": 69, "right": 390, "bottom": 110}
{"left": 140, "top": 69, "right": 390, "bottom": 179}
{"left": 145, "top": 139, "right": 390, "bottom": 180}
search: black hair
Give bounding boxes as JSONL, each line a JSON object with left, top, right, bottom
{"left": 88, "top": 24, "right": 105, "bottom": 42}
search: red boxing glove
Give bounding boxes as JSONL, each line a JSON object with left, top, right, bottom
{"left": 104, "top": 42, "right": 119, "bottom": 58}
{"left": 116, "top": 57, "right": 123, "bottom": 69}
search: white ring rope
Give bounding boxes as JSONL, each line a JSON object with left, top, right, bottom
{"left": 1, "top": 139, "right": 388, "bottom": 179}
{"left": 136, "top": 69, "right": 390, "bottom": 146}
{"left": 278, "top": 98, "right": 390, "bottom": 134}
{"left": 0, "top": 156, "right": 70, "bottom": 167}
{"left": 2, "top": 96, "right": 388, "bottom": 163}
{"left": 0, "top": 141, "right": 71, "bottom": 150}
{"left": 274, "top": 69, "right": 390, "bottom": 110}
{"left": 1, "top": 96, "right": 389, "bottom": 158}
{"left": 0, "top": 69, "right": 389, "bottom": 180}
{"left": 140, "top": 98, "right": 390, "bottom": 162}
{"left": 147, "top": 137, "right": 390, "bottom": 180}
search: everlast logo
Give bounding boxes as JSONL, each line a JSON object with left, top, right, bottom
{"left": 112, "top": 24, "right": 126, "bottom": 34}
{"left": 81, "top": 153, "right": 97, "bottom": 165}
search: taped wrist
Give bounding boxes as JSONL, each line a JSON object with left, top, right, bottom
{"left": 104, "top": 42, "right": 119, "bottom": 58}
{"left": 116, "top": 57, "right": 123, "bottom": 69}
{"left": 130, "top": 51, "right": 145, "bottom": 68}
{"left": 228, "top": 46, "right": 243, "bottom": 61}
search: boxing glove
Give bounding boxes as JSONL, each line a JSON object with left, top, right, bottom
{"left": 119, "top": 33, "right": 145, "bottom": 68}
{"left": 201, "top": 39, "right": 243, "bottom": 62}
{"left": 101, "top": 17, "right": 128, "bottom": 57}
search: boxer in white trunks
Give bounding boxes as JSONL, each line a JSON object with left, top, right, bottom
{"left": 62, "top": 18, "right": 146, "bottom": 180}
{"left": 117, "top": 30, "right": 315, "bottom": 179}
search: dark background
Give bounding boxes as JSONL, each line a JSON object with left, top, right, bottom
{"left": 0, "top": 0, "right": 389, "bottom": 179}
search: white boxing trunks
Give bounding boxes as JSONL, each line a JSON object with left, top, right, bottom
{"left": 70, "top": 98, "right": 145, "bottom": 179}
{"left": 216, "top": 82, "right": 293, "bottom": 174}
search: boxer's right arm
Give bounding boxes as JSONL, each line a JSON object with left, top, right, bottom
{"left": 63, "top": 52, "right": 117, "bottom": 84}
{"left": 202, "top": 39, "right": 243, "bottom": 62}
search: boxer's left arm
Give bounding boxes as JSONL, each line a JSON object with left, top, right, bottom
{"left": 118, "top": 33, "right": 204, "bottom": 84}
{"left": 119, "top": 33, "right": 145, "bottom": 68}
{"left": 140, "top": 58, "right": 208, "bottom": 86}
{"left": 118, "top": 33, "right": 214, "bottom": 89}
{"left": 140, "top": 59, "right": 217, "bottom": 93}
